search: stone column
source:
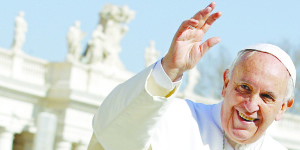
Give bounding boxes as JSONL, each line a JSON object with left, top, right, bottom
{"left": 0, "top": 129, "right": 14, "bottom": 150}
{"left": 33, "top": 112, "right": 57, "bottom": 150}
{"left": 55, "top": 140, "right": 72, "bottom": 150}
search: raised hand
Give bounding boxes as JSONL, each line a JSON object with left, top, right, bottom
{"left": 162, "top": 2, "right": 222, "bottom": 81}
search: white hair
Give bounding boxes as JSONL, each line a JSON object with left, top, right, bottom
{"left": 227, "top": 50, "right": 294, "bottom": 102}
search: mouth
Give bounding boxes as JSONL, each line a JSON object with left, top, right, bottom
{"left": 238, "top": 111, "right": 258, "bottom": 122}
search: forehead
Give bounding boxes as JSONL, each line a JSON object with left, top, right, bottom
{"left": 233, "top": 52, "right": 290, "bottom": 95}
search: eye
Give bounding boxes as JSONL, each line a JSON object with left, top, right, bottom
{"left": 241, "top": 84, "right": 250, "bottom": 91}
{"left": 261, "top": 94, "right": 275, "bottom": 102}
{"left": 235, "top": 83, "right": 251, "bottom": 94}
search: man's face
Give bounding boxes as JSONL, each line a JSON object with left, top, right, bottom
{"left": 221, "top": 52, "right": 291, "bottom": 144}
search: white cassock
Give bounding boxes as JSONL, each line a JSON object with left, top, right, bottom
{"left": 88, "top": 60, "right": 287, "bottom": 150}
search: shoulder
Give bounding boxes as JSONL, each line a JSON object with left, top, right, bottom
{"left": 165, "top": 99, "right": 219, "bottom": 123}
{"left": 166, "top": 98, "right": 190, "bottom": 114}
{"left": 262, "top": 134, "right": 287, "bottom": 150}
{"left": 185, "top": 100, "right": 215, "bottom": 116}
{"left": 162, "top": 99, "right": 197, "bottom": 123}
{"left": 169, "top": 99, "right": 213, "bottom": 115}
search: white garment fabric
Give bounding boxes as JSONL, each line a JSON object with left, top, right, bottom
{"left": 88, "top": 60, "right": 287, "bottom": 150}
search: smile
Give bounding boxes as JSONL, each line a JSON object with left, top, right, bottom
{"left": 238, "top": 111, "right": 257, "bottom": 122}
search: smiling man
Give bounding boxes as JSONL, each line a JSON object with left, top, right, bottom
{"left": 220, "top": 46, "right": 295, "bottom": 149}
{"left": 88, "top": 2, "right": 295, "bottom": 150}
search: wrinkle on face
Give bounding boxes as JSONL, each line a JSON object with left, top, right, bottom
{"left": 221, "top": 51, "right": 290, "bottom": 145}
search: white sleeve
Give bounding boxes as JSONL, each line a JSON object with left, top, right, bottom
{"left": 151, "top": 59, "right": 182, "bottom": 90}
{"left": 91, "top": 61, "right": 182, "bottom": 150}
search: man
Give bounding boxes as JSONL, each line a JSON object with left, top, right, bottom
{"left": 88, "top": 2, "right": 295, "bottom": 150}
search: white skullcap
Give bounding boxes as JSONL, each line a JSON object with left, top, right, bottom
{"left": 240, "top": 43, "right": 296, "bottom": 88}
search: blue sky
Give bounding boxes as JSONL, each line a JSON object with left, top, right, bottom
{"left": 1, "top": 0, "right": 300, "bottom": 73}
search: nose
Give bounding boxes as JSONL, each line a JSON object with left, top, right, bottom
{"left": 244, "top": 95, "right": 260, "bottom": 113}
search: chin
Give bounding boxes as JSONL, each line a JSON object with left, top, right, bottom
{"left": 229, "top": 129, "right": 254, "bottom": 144}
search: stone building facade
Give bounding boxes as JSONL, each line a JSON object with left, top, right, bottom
{"left": 0, "top": 4, "right": 300, "bottom": 150}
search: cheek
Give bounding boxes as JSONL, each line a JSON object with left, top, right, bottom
{"left": 222, "top": 85, "right": 245, "bottom": 116}
{"left": 260, "top": 105, "right": 280, "bottom": 125}
{"left": 222, "top": 97, "right": 238, "bottom": 122}
{"left": 225, "top": 89, "right": 245, "bottom": 106}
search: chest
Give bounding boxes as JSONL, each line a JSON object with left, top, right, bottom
{"left": 150, "top": 100, "right": 223, "bottom": 150}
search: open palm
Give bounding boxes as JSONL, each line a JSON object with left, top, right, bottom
{"left": 163, "top": 2, "right": 222, "bottom": 81}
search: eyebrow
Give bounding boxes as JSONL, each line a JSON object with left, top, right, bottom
{"left": 238, "top": 79, "right": 278, "bottom": 100}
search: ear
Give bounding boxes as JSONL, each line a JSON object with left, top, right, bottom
{"left": 275, "top": 98, "right": 294, "bottom": 121}
{"left": 221, "top": 69, "right": 230, "bottom": 97}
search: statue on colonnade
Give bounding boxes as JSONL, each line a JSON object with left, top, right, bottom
{"left": 11, "top": 11, "right": 27, "bottom": 52}
{"left": 66, "top": 21, "right": 86, "bottom": 62}
{"left": 83, "top": 24, "right": 106, "bottom": 64}
{"left": 183, "top": 67, "right": 201, "bottom": 95}
{"left": 144, "top": 40, "right": 160, "bottom": 67}
{"left": 97, "top": 4, "right": 135, "bottom": 69}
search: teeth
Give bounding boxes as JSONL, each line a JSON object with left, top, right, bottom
{"left": 239, "top": 112, "right": 255, "bottom": 121}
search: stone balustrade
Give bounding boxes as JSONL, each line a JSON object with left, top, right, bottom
{"left": 0, "top": 48, "right": 48, "bottom": 85}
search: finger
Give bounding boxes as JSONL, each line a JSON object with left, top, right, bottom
{"left": 174, "top": 19, "right": 199, "bottom": 38}
{"left": 199, "top": 37, "right": 221, "bottom": 54}
{"left": 201, "top": 11, "right": 222, "bottom": 33}
{"left": 192, "top": 2, "right": 216, "bottom": 20}
{"left": 192, "top": 2, "right": 216, "bottom": 28}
